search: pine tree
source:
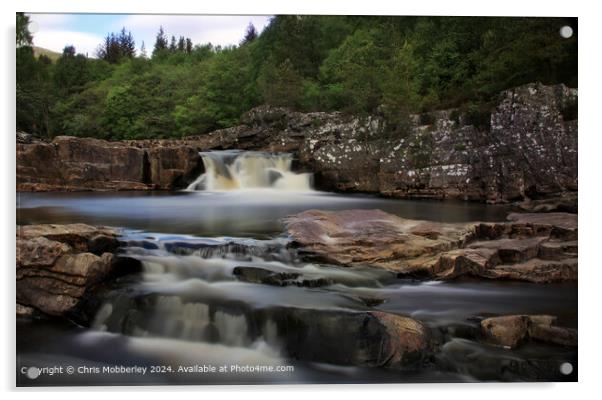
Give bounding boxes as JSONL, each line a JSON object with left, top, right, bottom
{"left": 177, "top": 36, "right": 186, "bottom": 52}
{"left": 153, "top": 26, "right": 168, "bottom": 55}
{"left": 169, "top": 35, "right": 177, "bottom": 52}
{"left": 185, "top": 38, "right": 193, "bottom": 54}
{"left": 140, "top": 41, "right": 147, "bottom": 58}
{"left": 118, "top": 27, "right": 136, "bottom": 58}
{"left": 16, "top": 12, "right": 33, "bottom": 47}
{"left": 241, "top": 23, "right": 258, "bottom": 45}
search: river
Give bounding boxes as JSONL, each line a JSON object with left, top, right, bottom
{"left": 16, "top": 151, "right": 577, "bottom": 385}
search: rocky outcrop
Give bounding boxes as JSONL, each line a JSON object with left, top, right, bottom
{"left": 16, "top": 224, "right": 137, "bottom": 316}
{"left": 17, "top": 136, "right": 151, "bottom": 191}
{"left": 283, "top": 209, "right": 577, "bottom": 283}
{"left": 481, "top": 315, "right": 577, "bottom": 349}
{"left": 16, "top": 83, "right": 577, "bottom": 203}
{"left": 228, "top": 82, "right": 578, "bottom": 202}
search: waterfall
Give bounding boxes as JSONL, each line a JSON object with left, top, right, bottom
{"left": 186, "top": 150, "right": 313, "bottom": 191}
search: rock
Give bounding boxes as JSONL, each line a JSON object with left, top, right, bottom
{"left": 481, "top": 314, "right": 576, "bottom": 349}
{"left": 94, "top": 291, "right": 429, "bottom": 369}
{"left": 16, "top": 83, "right": 577, "bottom": 203}
{"left": 18, "top": 223, "right": 120, "bottom": 253}
{"left": 16, "top": 224, "right": 133, "bottom": 316}
{"left": 284, "top": 209, "right": 578, "bottom": 282}
{"left": 232, "top": 266, "right": 335, "bottom": 288}
{"left": 529, "top": 324, "right": 578, "bottom": 347}
{"left": 233, "top": 266, "right": 301, "bottom": 286}
{"left": 268, "top": 308, "right": 429, "bottom": 369}
{"left": 145, "top": 145, "right": 204, "bottom": 189}
{"left": 16, "top": 303, "right": 35, "bottom": 317}
{"left": 17, "top": 136, "right": 205, "bottom": 191}
{"left": 284, "top": 209, "right": 473, "bottom": 272}
{"left": 481, "top": 315, "right": 533, "bottom": 348}
{"left": 516, "top": 192, "right": 578, "bottom": 213}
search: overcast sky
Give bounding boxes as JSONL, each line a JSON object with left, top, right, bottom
{"left": 26, "top": 13, "right": 273, "bottom": 56}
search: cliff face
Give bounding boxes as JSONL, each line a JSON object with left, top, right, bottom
{"left": 16, "top": 83, "right": 577, "bottom": 203}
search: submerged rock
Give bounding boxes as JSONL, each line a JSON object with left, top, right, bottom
{"left": 283, "top": 209, "right": 577, "bottom": 283}
{"left": 232, "top": 266, "right": 332, "bottom": 287}
{"left": 16, "top": 224, "right": 136, "bottom": 316}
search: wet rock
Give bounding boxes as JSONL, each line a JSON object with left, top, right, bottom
{"left": 529, "top": 323, "right": 578, "bottom": 347}
{"left": 480, "top": 314, "right": 577, "bottom": 349}
{"left": 93, "top": 291, "right": 429, "bottom": 370}
{"left": 481, "top": 315, "right": 534, "bottom": 348}
{"left": 284, "top": 209, "right": 578, "bottom": 283}
{"left": 283, "top": 209, "right": 473, "bottom": 272}
{"left": 436, "top": 337, "right": 576, "bottom": 381}
{"left": 16, "top": 303, "right": 35, "bottom": 317}
{"left": 233, "top": 266, "right": 300, "bottom": 286}
{"left": 272, "top": 308, "right": 429, "bottom": 369}
{"left": 232, "top": 266, "right": 333, "bottom": 287}
{"left": 16, "top": 224, "right": 132, "bottom": 316}
{"left": 516, "top": 192, "right": 578, "bottom": 214}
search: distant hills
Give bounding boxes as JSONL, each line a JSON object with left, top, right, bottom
{"left": 33, "top": 46, "right": 61, "bottom": 61}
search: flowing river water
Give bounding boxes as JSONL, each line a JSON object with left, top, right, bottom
{"left": 16, "top": 151, "right": 577, "bottom": 385}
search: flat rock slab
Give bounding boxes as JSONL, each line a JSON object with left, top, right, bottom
{"left": 283, "top": 209, "right": 474, "bottom": 270}
{"left": 283, "top": 209, "right": 578, "bottom": 282}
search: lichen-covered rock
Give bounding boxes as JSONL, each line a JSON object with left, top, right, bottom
{"left": 284, "top": 209, "right": 577, "bottom": 283}
{"left": 16, "top": 224, "right": 130, "bottom": 316}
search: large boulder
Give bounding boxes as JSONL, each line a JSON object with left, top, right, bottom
{"left": 16, "top": 224, "right": 136, "bottom": 316}
{"left": 283, "top": 209, "right": 577, "bottom": 282}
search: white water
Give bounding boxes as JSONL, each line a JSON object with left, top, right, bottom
{"left": 186, "top": 150, "right": 314, "bottom": 191}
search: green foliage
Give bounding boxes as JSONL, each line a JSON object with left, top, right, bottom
{"left": 16, "top": 13, "right": 33, "bottom": 47}
{"left": 16, "top": 15, "right": 578, "bottom": 140}
{"left": 258, "top": 58, "right": 304, "bottom": 108}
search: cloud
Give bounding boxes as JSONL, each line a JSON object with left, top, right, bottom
{"left": 27, "top": 13, "right": 104, "bottom": 55}
{"left": 31, "top": 29, "right": 105, "bottom": 56}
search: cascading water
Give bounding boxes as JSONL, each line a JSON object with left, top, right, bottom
{"left": 185, "top": 150, "right": 314, "bottom": 191}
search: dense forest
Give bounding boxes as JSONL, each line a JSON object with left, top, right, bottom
{"left": 16, "top": 13, "right": 577, "bottom": 140}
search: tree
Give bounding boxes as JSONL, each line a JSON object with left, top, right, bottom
{"left": 258, "top": 58, "right": 303, "bottom": 107}
{"left": 118, "top": 27, "right": 136, "bottom": 58}
{"left": 153, "top": 26, "right": 168, "bottom": 56}
{"left": 54, "top": 46, "right": 90, "bottom": 96}
{"left": 16, "top": 12, "right": 33, "bottom": 47}
{"left": 16, "top": 14, "right": 54, "bottom": 137}
{"left": 140, "top": 41, "right": 147, "bottom": 58}
{"left": 241, "top": 23, "right": 258, "bottom": 44}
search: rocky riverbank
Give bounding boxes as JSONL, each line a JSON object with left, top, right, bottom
{"left": 283, "top": 209, "right": 577, "bottom": 283}
{"left": 17, "top": 82, "right": 577, "bottom": 204}
{"left": 16, "top": 224, "right": 140, "bottom": 316}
